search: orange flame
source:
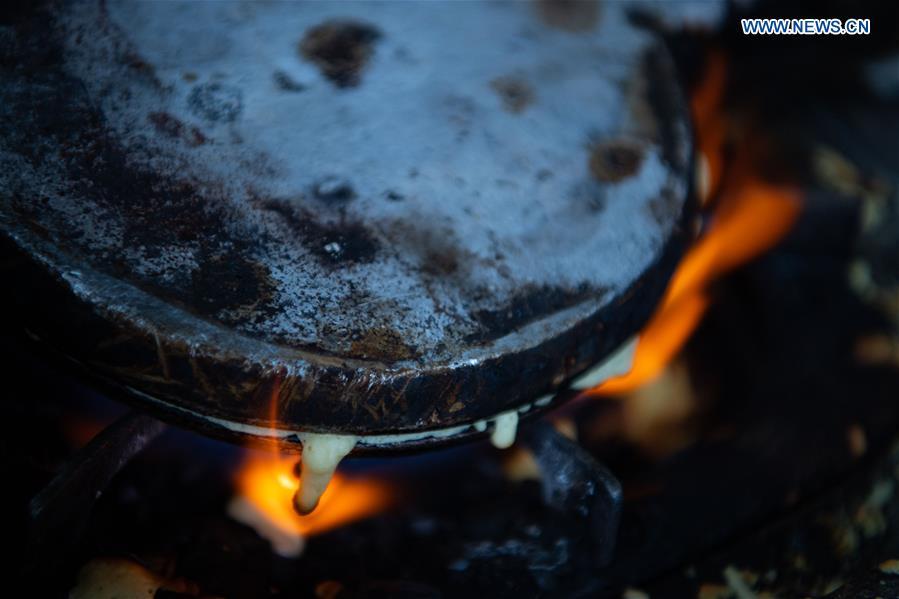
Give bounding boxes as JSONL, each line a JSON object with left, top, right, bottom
{"left": 692, "top": 50, "right": 728, "bottom": 204}
{"left": 229, "top": 377, "right": 394, "bottom": 552}
{"left": 233, "top": 452, "right": 393, "bottom": 540}
{"left": 590, "top": 51, "right": 802, "bottom": 395}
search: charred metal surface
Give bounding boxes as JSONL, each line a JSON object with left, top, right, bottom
{"left": 0, "top": 1, "right": 693, "bottom": 444}
{"left": 524, "top": 421, "right": 622, "bottom": 566}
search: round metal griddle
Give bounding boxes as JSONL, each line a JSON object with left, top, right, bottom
{"left": 0, "top": 1, "right": 693, "bottom": 450}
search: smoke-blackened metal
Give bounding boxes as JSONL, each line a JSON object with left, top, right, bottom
{"left": 0, "top": 1, "right": 694, "bottom": 448}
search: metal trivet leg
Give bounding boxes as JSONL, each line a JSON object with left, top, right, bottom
{"left": 27, "top": 411, "right": 166, "bottom": 570}
{"left": 523, "top": 420, "right": 623, "bottom": 566}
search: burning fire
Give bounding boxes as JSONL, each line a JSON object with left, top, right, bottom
{"left": 230, "top": 50, "right": 803, "bottom": 550}
{"left": 589, "top": 50, "right": 802, "bottom": 395}
{"left": 229, "top": 377, "right": 394, "bottom": 557}
{"left": 229, "top": 451, "right": 392, "bottom": 557}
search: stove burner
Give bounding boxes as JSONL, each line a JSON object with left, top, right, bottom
{"left": 0, "top": 1, "right": 694, "bottom": 448}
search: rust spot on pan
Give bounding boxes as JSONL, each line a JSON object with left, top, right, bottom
{"left": 589, "top": 139, "right": 645, "bottom": 183}
{"left": 535, "top": 0, "right": 601, "bottom": 33}
{"left": 147, "top": 112, "right": 206, "bottom": 147}
{"left": 349, "top": 327, "right": 415, "bottom": 362}
{"left": 299, "top": 20, "right": 382, "bottom": 88}
{"left": 490, "top": 76, "right": 535, "bottom": 113}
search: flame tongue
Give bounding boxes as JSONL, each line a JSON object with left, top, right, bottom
{"left": 587, "top": 50, "right": 802, "bottom": 396}
{"left": 229, "top": 373, "right": 394, "bottom": 556}
{"left": 229, "top": 448, "right": 393, "bottom": 558}
{"left": 293, "top": 433, "right": 358, "bottom": 514}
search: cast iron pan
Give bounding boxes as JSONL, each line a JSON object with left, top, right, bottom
{"left": 0, "top": 1, "right": 694, "bottom": 451}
